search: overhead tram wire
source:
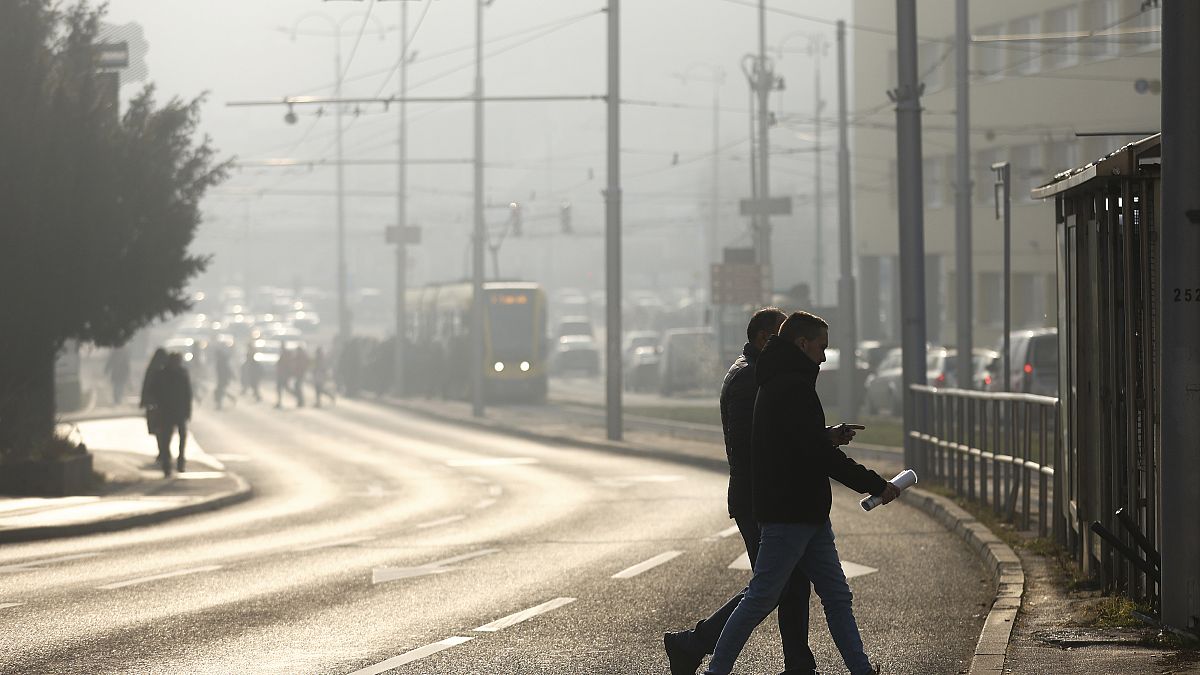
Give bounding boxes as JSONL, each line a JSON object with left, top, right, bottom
{"left": 338, "top": 0, "right": 377, "bottom": 83}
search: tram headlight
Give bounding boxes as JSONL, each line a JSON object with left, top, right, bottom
{"left": 493, "top": 361, "right": 505, "bottom": 372}
{"left": 519, "top": 361, "right": 531, "bottom": 372}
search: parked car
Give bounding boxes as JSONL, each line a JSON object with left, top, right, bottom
{"left": 624, "top": 345, "right": 661, "bottom": 392}
{"left": 863, "top": 346, "right": 951, "bottom": 415}
{"left": 621, "top": 330, "right": 659, "bottom": 362}
{"left": 987, "top": 328, "right": 1059, "bottom": 396}
{"left": 927, "top": 347, "right": 1001, "bottom": 389}
{"left": 552, "top": 334, "right": 600, "bottom": 376}
{"left": 658, "top": 328, "right": 720, "bottom": 396}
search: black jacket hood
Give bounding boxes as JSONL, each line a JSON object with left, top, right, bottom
{"left": 755, "top": 335, "right": 819, "bottom": 387}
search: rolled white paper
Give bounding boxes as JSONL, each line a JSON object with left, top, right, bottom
{"left": 860, "top": 469, "right": 918, "bottom": 511}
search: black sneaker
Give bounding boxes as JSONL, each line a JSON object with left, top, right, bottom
{"left": 663, "top": 631, "right": 704, "bottom": 675}
{"left": 177, "top": 457, "right": 186, "bottom": 473}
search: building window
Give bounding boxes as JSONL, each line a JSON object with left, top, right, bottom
{"left": 975, "top": 23, "right": 1006, "bottom": 79}
{"left": 1045, "top": 5, "right": 1081, "bottom": 69}
{"left": 1008, "top": 15, "right": 1043, "bottom": 75}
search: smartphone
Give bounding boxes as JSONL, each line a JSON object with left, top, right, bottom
{"left": 841, "top": 423, "right": 866, "bottom": 430}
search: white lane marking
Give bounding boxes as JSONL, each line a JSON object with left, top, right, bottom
{"left": 595, "top": 474, "right": 685, "bottom": 488}
{"left": 97, "top": 565, "right": 223, "bottom": 590}
{"left": 714, "top": 524, "right": 741, "bottom": 539}
{"left": 0, "top": 603, "right": 23, "bottom": 610}
{"left": 612, "top": 551, "right": 684, "bottom": 579}
{"left": 0, "top": 552, "right": 100, "bottom": 572}
{"left": 417, "top": 514, "right": 466, "bottom": 529}
{"left": 473, "top": 597, "right": 577, "bottom": 632}
{"left": 211, "top": 453, "right": 252, "bottom": 462}
{"left": 346, "top": 636, "right": 474, "bottom": 675}
{"left": 842, "top": 561, "right": 879, "bottom": 579}
{"left": 372, "top": 549, "right": 499, "bottom": 585}
{"left": 473, "top": 498, "right": 497, "bottom": 510}
{"left": 446, "top": 457, "right": 538, "bottom": 467}
{"left": 488, "top": 485, "right": 503, "bottom": 496}
{"left": 295, "top": 536, "right": 376, "bottom": 552}
{"left": 725, "top": 555, "right": 878, "bottom": 579}
{"left": 173, "top": 471, "right": 225, "bottom": 480}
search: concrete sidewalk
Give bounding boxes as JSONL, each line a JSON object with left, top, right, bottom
{"left": 378, "top": 395, "right": 1200, "bottom": 675}
{"left": 0, "top": 416, "right": 251, "bottom": 544}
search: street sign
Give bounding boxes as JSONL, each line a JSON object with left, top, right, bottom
{"left": 711, "top": 263, "right": 766, "bottom": 305}
{"left": 738, "top": 196, "right": 792, "bottom": 216}
{"left": 385, "top": 225, "right": 422, "bottom": 245}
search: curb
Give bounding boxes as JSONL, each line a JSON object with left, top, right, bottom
{"left": 0, "top": 472, "right": 254, "bottom": 544}
{"left": 383, "top": 399, "right": 1019, "bottom": 673}
{"left": 901, "top": 489, "right": 1024, "bottom": 675}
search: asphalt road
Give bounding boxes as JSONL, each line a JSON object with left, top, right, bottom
{"left": 0, "top": 398, "right": 989, "bottom": 674}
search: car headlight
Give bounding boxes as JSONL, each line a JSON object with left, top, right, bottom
{"left": 519, "top": 361, "right": 531, "bottom": 372}
{"left": 493, "top": 362, "right": 505, "bottom": 372}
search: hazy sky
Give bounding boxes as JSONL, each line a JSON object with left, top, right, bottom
{"left": 99, "top": 0, "right": 853, "bottom": 293}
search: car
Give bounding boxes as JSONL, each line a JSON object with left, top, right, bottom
{"left": 658, "top": 328, "right": 720, "bottom": 396}
{"left": 863, "top": 346, "right": 950, "bottom": 415}
{"left": 928, "top": 347, "right": 1001, "bottom": 389}
{"left": 556, "top": 316, "right": 594, "bottom": 339}
{"left": 624, "top": 345, "right": 661, "bottom": 392}
{"left": 552, "top": 334, "right": 600, "bottom": 376}
{"left": 987, "top": 328, "right": 1058, "bottom": 396}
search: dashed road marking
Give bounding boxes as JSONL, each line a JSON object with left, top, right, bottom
{"left": 713, "top": 524, "right": 741, "bottom": 539}
{"left": 346, "top": 636, "right": 474, "bottom": 674}
{"left": 0, "top": 603, "right": 23, "bottom": 610}
{"left": 474, "top": 597, "right": 577, "bottom": 632}
{"left": 446, "top": 457, "right": 538, "bottom": 467}
{"left": 612, "top": 551, "right": 683, "bottom": 579}
{"left": 0, "top": 552, "right": 100, "bottom": 572}
{"left": 417, "top": 514, "right": 466, "bottom": 529}
{"left": 295, "top": 535, "right": 376, "bottom": 552}
{"left": 473, "top": 498, "right": 497, "bottom": 510}
{"left": 97, "top": 565, "right": 223, "bottom": 590}
{"left": 729, "top": 553, "right": 752, "bottom": 570}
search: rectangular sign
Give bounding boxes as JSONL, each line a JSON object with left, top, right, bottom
{"left": 711, "top": 263, "right": 765, "bottom": 305}
{"left": 739, "top": 196, "right": 792, "bottom": 216}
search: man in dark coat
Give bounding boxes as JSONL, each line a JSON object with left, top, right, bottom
{"left": 149, "top": 352, "right": 193, "bottom": 477}
{"left": 703, "top": 311, "right": 898, "bottom": 675}
{"left": 666, "top": 307, "right": 834, "bottom": 675}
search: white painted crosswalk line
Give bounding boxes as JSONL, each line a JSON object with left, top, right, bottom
{"left": 97, "top": 565, "right": 223, "bottom": 590}
{"left": 612, "top": 551, "right": 683, "bottom": 579}
{"left": 473, "top": 597, "right": 577, "bottom": 632}
{"left": 726, "top": 554, "right": 878, "bottom": 579}
{"left": 346, "top": 636, "right": 474, "bottom": 675}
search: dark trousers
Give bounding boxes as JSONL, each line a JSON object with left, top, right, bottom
{"left": 690, "top": 516, "right": 816, "bottom": 673}
{"left": 155, "top": 421, "right": 187, "bottom": 463}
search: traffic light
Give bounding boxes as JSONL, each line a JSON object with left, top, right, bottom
{"left": 560, "top": 202, "right": 572, "bottom": 233}
{"left": 509, "top": 201, "right": 522, "bottom": 236}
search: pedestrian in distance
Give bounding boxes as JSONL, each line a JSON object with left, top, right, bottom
{"left": 104, "top": 346, "right": 131, "bottom": 406}
{"left": 664, "top": 307, "right": 819, "bottom": 675}
{"left": 241, "top": 340, "right": 262, "bottom": 402}
{"left": 312, "top": 346, "right": 334, "bottom": 408}
{"left": 291, "top": 345, "right": 309, "bottom": 407}
{"left": 701, "top": 311, "right": 899, "bottom": 675}
{"left": 275, "top": 348, "right": 291, "bottom": 409}
{"left": 213, "top": 346, "right": 236, "bottom": 410}
{"left": 140, "top": 348, "right": 168, "bottom": 435}
{"left": 147, "top": 352, "right": 193, "bottom": 477}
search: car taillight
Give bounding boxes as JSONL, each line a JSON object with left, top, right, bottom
{"left": 983, "top": 374, "right": 992, "bottom": 385}
{"left": 935, "top": 373, "right": 946, "bottom": 385}
{"left": 1024, "top": 363, "right": 1033, "bottom": 375}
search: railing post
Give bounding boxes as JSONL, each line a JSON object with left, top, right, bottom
{"left": 1022, "top": 400, "right": 1033, "bottom": 530}
{"left": 1038, "top": 404, "right": 1049, "bottom": 538}
{"left": 1053, "top": 402, "right": 1065, "bottom": 546}
{"left": 993, "top": 398, "right": 1002, "bottom": 514}
{"left": 980, "top": 395, "right": 989, "bottom": 508}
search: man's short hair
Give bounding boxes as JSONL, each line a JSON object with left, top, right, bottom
{"left": 778, "top": 311, "right": 829, "bottom": 343}
{"left": 746, "top": 306, "right": 787, "bottom": 342}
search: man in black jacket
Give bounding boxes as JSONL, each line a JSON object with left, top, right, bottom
{"left": 665, "top": 308, "right": 857, "bottom": 675}
{"left": 149, "top": 352, "right": 193, "bottom": 477}
{"left": 703, "top": 311, "right": 898, "bottom": 675}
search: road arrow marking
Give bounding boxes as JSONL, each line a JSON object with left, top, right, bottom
{"left": 346, "top": 636, "right": 474, "bottom": 674}
{"left": 97, "top": 565, "right": 223, "bottom": 590}
{"left": 473, "top": 597, "right": 577, "bottom": 632}
{"left": 372, "top": 548, "right": 500, "bottom": 584}
{"left": 612, "top": 551, "right": 683, "bottom": 579}
{"left": 726, "top": 553, "right": 878, "bottom": 579}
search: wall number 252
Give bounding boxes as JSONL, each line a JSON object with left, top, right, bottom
{"left": 1173, "top": 288, "right": 1200, "bottom": 302}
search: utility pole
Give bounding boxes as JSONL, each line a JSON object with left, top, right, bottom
{"left": 605, "top": 0, "right": 623, "bottom": 441}
{"left": 992, "top": 162, "right": 1011, "bottom": 392}
{"left": 1159, "top": 0, "right": 1200, "bottom": 633}
{"left": 756, "top": 0, "right": 773, "bottom": 293}
{"left": 954, "top": 0, "right": 973, "bottom": 389}
{"left": 892, "top": 0, "right": 928, "bottom": 473}
{"left": 471, "top": 0, "right": 486, "bottom": 417}
{"left": 335, "top": 25, "right": 350, "bottom": 344}
{"left": 394, "top": 0, "right": 409, "bottom": 397}
{"left": 836, "top": 20, "right": 858, "bottom": 420}
{"left": 813, "top": 42, "right": 824, "bottom": 306}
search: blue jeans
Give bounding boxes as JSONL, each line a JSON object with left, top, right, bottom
{"left": 705, "top": 520, "right": 873, "bottom": 675}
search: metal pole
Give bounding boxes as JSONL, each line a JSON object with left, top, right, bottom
{"left": 605, "top": 0, "right": 623, "bottom": 440}
{"left": 955, "top": 0, "right": 973, "bottom": 390}
{"left": 1159, "top": 0, "right": 1200, "bottom": 633}
{"left": 814, "top": 44, "right": 823, "bottom": 306}
{"left": 756, "top": 0, "right": 774, "bottom": 294}
{"left": 710, "top": 84, "right": 720, "bottom": 270}
{"left": 336, "top": 28, "right": 350, "bottom": 343}
{"left": 471, "top": 0, "right": 485, "bottom": 417}
{"left": 394, "top": 0, "right": 408, "bottom": 396}
{"left": 836, "top": 20, "right": 858, "bottom": 420}
{"left": 894, "top": 0, "right": 928, "bottom": 473}
{"left": 993, "top": 162, "right": 1011, "bottom": 392}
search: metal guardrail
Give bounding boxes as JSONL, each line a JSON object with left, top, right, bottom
{"left": 909, "top": 384, "right": 1063, "bottom": 544}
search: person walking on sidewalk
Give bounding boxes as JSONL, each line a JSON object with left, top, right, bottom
{"left": 291, "top": 345, "right": 310, "bottom": 407}
{"left": 275, "top": 348, "right": 292, "bottom": 409}
{"left": 148, "top": 352, "right": 193, "bottom": 477}
{"left": 702, "top": 311, "right": 899, "bottom": 675}
{"left": 312, "top": 346, "right": 334, "bottom": 408}
{"left": 140, "top": 348, "right": 168, "bottom": 435}
{"left": 664, "top": 307, "right": 819, "bottom": 675}
{"left": 241, "top": 341, "right": 262, "bottom": 402}
{"left": 213, "top": 345, "right": 236, "bottom": 410}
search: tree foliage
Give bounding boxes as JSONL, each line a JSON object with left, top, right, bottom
{"left": 0, "top": 0, "right": 228, "bottom": 454}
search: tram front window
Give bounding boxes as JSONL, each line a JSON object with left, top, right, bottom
{"left": 487, "top": 293, "right": 535, "bottom": 359}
